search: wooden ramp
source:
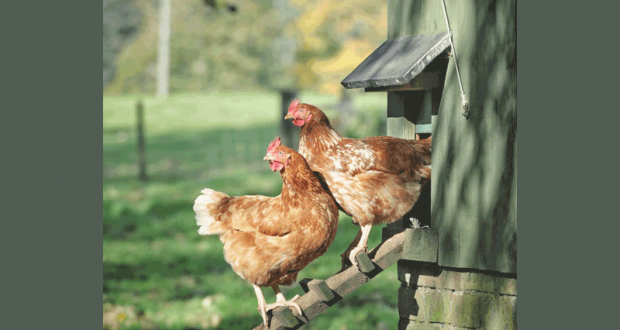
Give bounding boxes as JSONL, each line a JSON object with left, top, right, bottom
{"left": 254, "top": 231, "right": 406, "bottom": 330}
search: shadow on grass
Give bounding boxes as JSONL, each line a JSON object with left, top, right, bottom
{"left": 116, "top": 316, "right": 261, "bottom": 330}
{"left": 103, "top": 251, "right": 230, "bottom": 280}
{"left": 104, "top": 200, "right": 194, "bottom": 241}
{"left": 104, "top": 173, "right": 189, "bottom": 185}
{"left": 103, "top": 195, "right": 204, "bottom": 237}
{"left": 214, "top": 315, "right": 262, "bottom": 330}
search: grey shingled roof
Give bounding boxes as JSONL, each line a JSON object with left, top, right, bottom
{"left": 341, "top": 32, "right": 451, "bottom": 89}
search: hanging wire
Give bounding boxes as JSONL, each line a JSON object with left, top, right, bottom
{"left": 441, "top": 0, "right": 469, "bottom": 118}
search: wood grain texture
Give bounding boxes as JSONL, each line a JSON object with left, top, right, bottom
{"left": 401, "top": 228, "right": 438, "bottom": 263}
{"left": 299, "top": 279, "right": 335, "bottom": 302}
{"left": 354, "top": 252, "right": 376, "bottom": 273}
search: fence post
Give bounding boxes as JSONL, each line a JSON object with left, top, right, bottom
{"left": 136, "top": 99, "right": 148, "bottom": 182}
{"left": 279, "top": 90, "right": 298, "bottom": 149}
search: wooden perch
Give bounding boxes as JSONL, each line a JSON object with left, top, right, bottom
{"left": 253, "top": 231, "right": 406, "bottom": 330}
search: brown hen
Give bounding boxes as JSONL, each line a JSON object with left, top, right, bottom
{"left": 193, "top": 137, "right": 339, "bottom": 326}
{"left": 285, "top": 100, "right": 431, "bottom": 270}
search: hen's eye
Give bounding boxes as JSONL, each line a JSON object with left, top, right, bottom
{"left": 279, "top": 151, "right": 283, "bottom": 155}
{"left": 299, "top": 109, "right": 303, "bottom": 113}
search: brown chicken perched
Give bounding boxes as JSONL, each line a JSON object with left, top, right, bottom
{"left": 285, "top": 99, "right": 432, "bottom": 270}
{"left": 193, "top": 137, "right": 339, "bottom": 326}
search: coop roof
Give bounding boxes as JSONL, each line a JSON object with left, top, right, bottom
{"left": 341, "top": 32, "right": 451, "bottom": 89}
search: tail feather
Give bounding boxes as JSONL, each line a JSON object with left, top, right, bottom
{"left": 414, "top": 136, "right": 432, "bottom": 180}
{"left": 419, "top": 164, "right": 432, "bottom": 182}
{"left": 413, "top": 142, "right": 432, "bottom": 166}
{"left": 193, "top": 188, "right": 229, "bottom": 235}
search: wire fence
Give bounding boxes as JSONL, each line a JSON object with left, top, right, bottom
{"left": 103, "top": 124, "right": 297, "bottom": 182}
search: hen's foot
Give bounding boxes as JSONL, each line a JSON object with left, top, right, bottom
{"left": 265, "top": 295, "right": 302, "bottom": 315}
{"left": 348, "top": 246, "right": 368, "bottom": 270}
{"left": 339, "top": 248, "right": 354, "bottom": 270}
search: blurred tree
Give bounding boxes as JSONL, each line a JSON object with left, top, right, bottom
{"left": 103, "top": 0, "right": 142, "bottom": 89}
{"left": 203, "top": 0, "right": 238, "bottom": 13}
{"left": 289, "top": 0, "right": 387, "bottom": 94}
{"left": 105, "top": 0, "right": 282, "bottom": 94}
{"left": 103, "top": 0, "right": 386, "bottom": 96}
{"left": 204, "top": 0, "right": 217, "bottom": 8}
{"left": 288, "top": 0, "right": 387, "bottom": 129}
{"left": 226, "top": 3, "right": 238, "bottom": 12}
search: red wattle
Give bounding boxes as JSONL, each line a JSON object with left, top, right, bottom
{"left": 270, "top": 161, "right": 284, "bottom": 172}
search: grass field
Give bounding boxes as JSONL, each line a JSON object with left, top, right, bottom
{"left": 103, "top": 91, "right": 398, "bottom": 330}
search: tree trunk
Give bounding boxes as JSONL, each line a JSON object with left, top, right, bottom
{"left": 157, "top": 0, "right": 171, "bottom": 98}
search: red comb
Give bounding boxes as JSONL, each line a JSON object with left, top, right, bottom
{"left": 267, "top": 136, "right": 282, "bottom": 153}
{"left": 287, "top": 99, "right": 300, "bottom": 115}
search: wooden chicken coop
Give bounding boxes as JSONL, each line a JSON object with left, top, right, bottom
{"left": 256, "top": 1, "right": 516, "bottom": 329}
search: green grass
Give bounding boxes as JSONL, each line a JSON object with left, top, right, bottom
{"left": 103, "top": 91, "right": 397, "bottom": 330}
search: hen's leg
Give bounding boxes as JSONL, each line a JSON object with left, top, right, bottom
{"left": 347, "top": 225, "right": 373, "bottom": 270}
{"left": 252, "top": 284, "right": 269, "bottom": 327}
{"left": 264, "top": 285, "right": 302, "bottom": 315}
{"left": 340, "top": 228, "right": 363, "bottom": 269}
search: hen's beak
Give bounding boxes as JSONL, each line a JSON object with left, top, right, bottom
{"left": 284, "top": 113, "right": 294, "bottom": 120}
{"left": 263, "top": 154, "right": 275, "bottom": 161}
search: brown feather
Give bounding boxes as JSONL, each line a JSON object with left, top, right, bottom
{"left": 193, "top": 145, "right": 339, "bottom": 287}
{"left": 295, "top": 103, "right": 432, "bottom": 226}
